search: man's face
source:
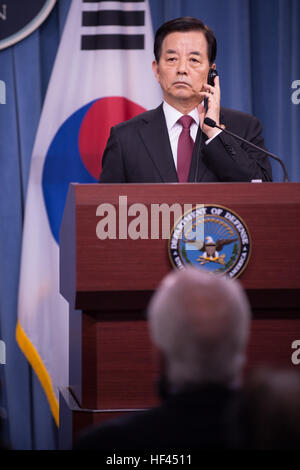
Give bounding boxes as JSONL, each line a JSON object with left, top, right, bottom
{"left": 152, "top": 30, "right": 213, "bottom": 110}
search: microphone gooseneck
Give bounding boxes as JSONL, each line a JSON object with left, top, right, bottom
{"left": 203, "top": 118, "right": 289, "bottom": 182}
{"left": 194, "top": 119, "right": 204, "bottom": 183}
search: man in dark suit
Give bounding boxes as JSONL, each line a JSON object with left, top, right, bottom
{"left": 74, "top": 267, "right": 251, "bottom": 450}
{"left": 99, "top": 17, "right": 272, "bottom": 183}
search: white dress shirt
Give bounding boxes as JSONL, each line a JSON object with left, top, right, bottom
{"left": 163, "top": 101, "right": 222, "bottom": 169}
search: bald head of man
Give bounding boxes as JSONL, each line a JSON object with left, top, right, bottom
{"left": 148, "top": 268, "right": 251, "bottom": 390}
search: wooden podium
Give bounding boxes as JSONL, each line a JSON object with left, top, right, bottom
{"left": 59, "top": 182, "right": 300, "bottom": 448}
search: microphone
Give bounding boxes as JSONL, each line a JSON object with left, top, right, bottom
{"left": 193, "top": 120, "right": 205, "bottom": 183}
{"left": 204, "top": 117, "right": 289, "bottom": 182}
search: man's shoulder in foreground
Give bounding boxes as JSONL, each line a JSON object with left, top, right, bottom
{"left": 74, "top": 385, "right": 242, "bottom": 450}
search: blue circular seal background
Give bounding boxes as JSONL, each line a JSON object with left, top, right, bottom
{"left": 0, "top": 0, "right": 56, "bottom": 50}
{"left": 169, "top": 204, "right": 251, "bottom": 279}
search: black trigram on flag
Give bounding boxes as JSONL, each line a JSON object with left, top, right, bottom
{"left": 81, "top": 0, "right": 145, "bottom": 50}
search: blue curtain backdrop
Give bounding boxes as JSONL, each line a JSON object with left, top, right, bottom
{"left": 0, "top": 0, "right": 299, "bottom": 450}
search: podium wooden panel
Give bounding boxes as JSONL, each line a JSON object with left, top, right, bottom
{"left": 59, "top": 182, "right": 300, "bottom": 447}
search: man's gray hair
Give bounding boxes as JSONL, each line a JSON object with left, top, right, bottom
{"left": 147, "top": 268, "right": 251, "bottom": 388}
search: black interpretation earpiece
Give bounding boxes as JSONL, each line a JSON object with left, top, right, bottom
{"left": 204, "top": 68, "right": 218, "bottom": 112}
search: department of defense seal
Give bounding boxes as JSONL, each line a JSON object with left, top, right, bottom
{"left": 168, "top": 204, "right": 251, "bottom": 279}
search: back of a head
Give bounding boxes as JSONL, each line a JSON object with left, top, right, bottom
{"left": 241, "top": 368, "right": 300, "bottom": 449}
{"left": 148, "top": 268, "right": 251, "bottom": 389}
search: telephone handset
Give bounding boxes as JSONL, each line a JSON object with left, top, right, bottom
{"left": 208, "top": 67, "right": 218, "bottom": 86}
{"left": 204, "top": 68, "right": 218, "bottom": 112}
{"left": 195, "top": 68, "right": 218, "bottom": 181}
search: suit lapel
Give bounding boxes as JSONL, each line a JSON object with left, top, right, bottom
{"left": 188, "top": 109, "right": 226, "bottom": 182}
{"left": 137, "top": 106, "right": 226, "bottom": 183}
{"left": 138, "top": 104, "right": 178, "bottom": 183}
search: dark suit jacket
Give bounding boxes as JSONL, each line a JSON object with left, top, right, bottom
{"left": 99, "top": 104, "right": 272, "bottom": 183}
{"left": 74, "top": 385, "right": 243, "bottom": 450}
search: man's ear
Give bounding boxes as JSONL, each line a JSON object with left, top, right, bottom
{"left": 152, "top": 60, "right": 159, "bottom": 82}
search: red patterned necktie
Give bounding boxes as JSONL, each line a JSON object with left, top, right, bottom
{"left": 177, "top": 115, "right": 195, "bottom": 182}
